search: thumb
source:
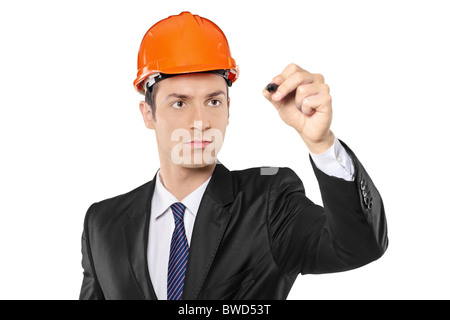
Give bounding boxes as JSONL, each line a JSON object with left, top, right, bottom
{"left": 262, "top": 82, "right": 282, "bottom": 111}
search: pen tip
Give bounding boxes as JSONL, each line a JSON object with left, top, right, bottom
{"left": 266, "top": 83, "right": 278, "bottom": 92}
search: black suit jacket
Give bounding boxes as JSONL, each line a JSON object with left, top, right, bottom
{"left": 80, "top": 141, "right": 388, "bottom": 300}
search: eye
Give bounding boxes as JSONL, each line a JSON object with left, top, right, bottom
{"left": 171, "top": 101, "right": 186, "bottom": 109}
{"left": 207, "top": 99, "right": 222, "bottom": 107}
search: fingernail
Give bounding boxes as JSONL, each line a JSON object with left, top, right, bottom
{"left": 272, "top": 92, "right": 281, "bottom": 100}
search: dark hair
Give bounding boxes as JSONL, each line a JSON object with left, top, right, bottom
{"left": 144, "top": 77, "right": 230, "bottom": 121}
{"left": 145, "top": 82, "right": 158, "bottom": 121}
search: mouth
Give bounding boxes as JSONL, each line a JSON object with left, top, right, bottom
{"left": 185, "top": 140, "right": 212, "bottom": 149}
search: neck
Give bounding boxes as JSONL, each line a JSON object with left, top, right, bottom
{"left": 158, "top": 162, "right": 216, "bottom": 201}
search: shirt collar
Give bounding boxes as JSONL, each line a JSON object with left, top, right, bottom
{"left": 151, "top": 169, "right": 212, "bottom": 219}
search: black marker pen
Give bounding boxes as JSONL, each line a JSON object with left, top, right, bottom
{"left": 266, "top": 83, "right": 279, "bottom": 92}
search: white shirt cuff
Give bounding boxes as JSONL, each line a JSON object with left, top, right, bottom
{"left": 309, "top": 137, "right": 355, "bottom": 181}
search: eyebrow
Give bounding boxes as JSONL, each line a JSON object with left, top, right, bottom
{"left": 164, "top": 90, "right": 226, "bottom": 102}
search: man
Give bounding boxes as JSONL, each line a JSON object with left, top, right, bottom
{"left": 80, "top": 11, "right": 388, "bottom": 300}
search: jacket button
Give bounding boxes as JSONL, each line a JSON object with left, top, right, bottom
{"left": 364, "top": 196, "right": 369, "bottom": 205}
{"left": 360, "top": 180, "right": 366, "bottom": 191}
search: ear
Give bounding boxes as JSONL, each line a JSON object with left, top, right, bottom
{"left": 139, "top": 101, "right": 155, "bottom": 130}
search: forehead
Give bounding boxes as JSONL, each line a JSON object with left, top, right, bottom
{"left": 156, "top": 73, "right": 227, "bottom": 94}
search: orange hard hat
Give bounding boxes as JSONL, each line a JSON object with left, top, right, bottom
{"left": 133, "top": 11, "right": 238, "bottom": 93}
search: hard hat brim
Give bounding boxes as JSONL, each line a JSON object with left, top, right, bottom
{"left": 134, "top": 63, "right": 238, "bottom": 93}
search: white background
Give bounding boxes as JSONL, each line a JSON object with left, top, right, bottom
{"left": 1, "top": 0, "right": 449, "bottom": 300}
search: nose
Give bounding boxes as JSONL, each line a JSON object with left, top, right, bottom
{"left": 189, "top": 104, "right": 211, "bottom": 133}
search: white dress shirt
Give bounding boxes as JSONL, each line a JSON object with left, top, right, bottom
{"left": 147, "top": 136, "right": 354, "bottom": 299}
{"left": 309, "top": 137, "right": 355, "bottom": 181}
{"left": 148, "top": 171, "right": 211, "bottom": 300}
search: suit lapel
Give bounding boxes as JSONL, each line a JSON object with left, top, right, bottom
{"left": 122, "top": 174, "right": 158, "bottom": 300}
{"left": 183, "top": 163, "right": 235, "bottom": 300}
{"left": 122, "top": 162, "right": 235, "bottom": 300}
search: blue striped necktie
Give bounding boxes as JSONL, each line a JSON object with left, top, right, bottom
{"left": 167, "top": 202, "right": 189, "bottom": 300}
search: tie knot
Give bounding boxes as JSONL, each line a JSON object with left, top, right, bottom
{"left": 170, "top": 202, "right": 186, "bottom": 222}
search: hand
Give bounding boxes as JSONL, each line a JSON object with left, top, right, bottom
{"left": 262, "top": 63, "right": 335, "bottom": 154}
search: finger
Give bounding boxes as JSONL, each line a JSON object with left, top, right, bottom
{"left": 262, "top": 86, "right": 284, "bottom": 113}
{"left": 271, "top": 70, "right": 316, "bottom": 102}
{"left": 278, "top": 63, "right": 308, "bottom": 80}
{"left": 262, "top": 83, "right": 279, "bottom": 102}
{"left": 301, "top": 92, "right": 332, "bottom": 115}
{"left": 269, "top": 63, "right": 306, "bottom": 89}
{"left": 295, "top": 82, "right": 330, "bottom": 109}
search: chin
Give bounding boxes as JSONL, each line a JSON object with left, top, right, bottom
{"left": 170, "top": 144, "right": 220, "bottom": 168}
{"left": 178, "top": 157, "right": 217, "bottom": 169}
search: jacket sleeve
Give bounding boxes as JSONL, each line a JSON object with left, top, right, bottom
{"left": 79, "top": 203, "right": 105, "bottom": 300}
{"left": 267, "top": 140, "right": 388, "bottom": 276}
